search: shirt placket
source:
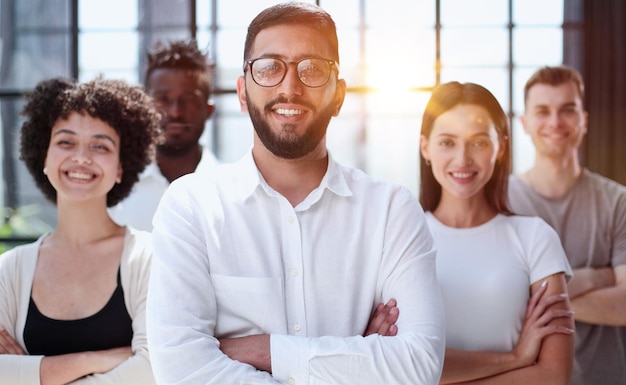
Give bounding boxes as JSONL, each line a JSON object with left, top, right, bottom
{"left": 280, "top": 200, "right": 307, "bottom": 336}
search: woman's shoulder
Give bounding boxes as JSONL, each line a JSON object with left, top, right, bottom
{"left": 503, "top": 214, "right": 562, "bottom": 248}
{"left": 121, "top": 227, "right": 153, "bottom": 264}
{"left": 0, "top": 237, "right": 46, "bottom": 269}
{"left": 119, "top": 227, "right": 152, "bottom": 288}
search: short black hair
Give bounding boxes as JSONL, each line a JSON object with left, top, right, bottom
{"left": 145, "top": 39, "right": 214, "bottom": 100}
{"left": 243, "top": 2, "right": 339, "bottom": 64}
{"left": 20, "top": 77, "right": 162, "bottom": 207}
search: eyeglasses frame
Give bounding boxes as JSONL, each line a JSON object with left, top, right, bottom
{"left": 243, "top": 57, "right": 340, "bottom": 88}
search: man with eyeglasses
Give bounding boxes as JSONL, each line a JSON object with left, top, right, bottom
{"left": 108, "top": 39, "right": 218, "bottom": 231}
{"left": 147, "top": 2, "right": 445, "bottom": 385}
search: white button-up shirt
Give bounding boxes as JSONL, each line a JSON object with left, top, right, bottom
{"left": 147, "top": 150, "right": 445, "bottom": 385}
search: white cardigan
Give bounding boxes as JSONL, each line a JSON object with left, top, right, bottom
{"left": 0, "top": 228, "right": 156, "bottom": 384}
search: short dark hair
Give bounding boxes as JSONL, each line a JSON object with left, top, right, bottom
{"left": 145, "top": 39, "right": 214, "bottom": 100}
{"left": 524, "top": 65, "right": 585, "bottom": 108}
{"left": 20, "top": 77, "right": 161, "bottom": 207}
{"left": 419, "top": 82, "right": 512, "bottom": 214}
{"left": 243, "top": 2, "right": 339, "bottom": 64}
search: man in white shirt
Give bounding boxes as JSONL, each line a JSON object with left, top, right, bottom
{"left": 146, "top": 3, "right": 445, "bottom": 384}
{"left": 108, "top": 39, "right": 217, "bottom": 231}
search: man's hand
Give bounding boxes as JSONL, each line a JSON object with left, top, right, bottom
{"left": 364, "top": 298, "right": 399, "bottom": 336}
{"left": 0, "top": 327, "right": 26, "bottom": 355}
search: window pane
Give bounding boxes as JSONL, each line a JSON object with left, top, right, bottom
{"left": 326, "top": 93, "right": 367, "bottom": 171}
{"left": 139, "top": 0, "right": 190, "bottom": 26}
{"left": 442, "top": 0, "right": 508, "bottom": 26}
{"left": 514, "top": 27, "right": 563, "bottom": 66}
{"left": 336, "top": 29, "right": 362, "bottom": 87}
{"left": 440, "top": 67, "right": 509, "bottom": 110}
{"left": 513, "top": 66, "right": 539, "bottom": 113}
{"left": 322, "top": 0, "right": 361, "bottom": 27}
{"left": 79, "top": 0, "right": 137, "bottom": 29}
{"left": 362, "top": 91, "right": 431, "bottom": 194}
{"left": 512, "top": 66, "right": 551, "bottom": 175}
{"left": 16, "top": 0, "right": 70, "bottom": 28}
{"left": 511, "top": 118, "right": 535, "bottom": 174}
{"left": 366, "top": 0, "right": 435, "bottom": 27}
{"left": 0, "top": 98, "right": 57, "bottom": 228}
{"left": 441, "top": 28, "right": 508, "bottom": 66}
{"left": 365, "top": 28, "right": 436, "bottom": 89}
{"left": 196, "top": 0, "right": 212, "bottom": 28}
{"left": 213, "top": 93, "right": 253, "bottom": 162}
{"left": 215, "top": 29, "right": 247, "bottom": 90}
{"left": 6, "top": 34, "right": 72, "bottom": 88}
{"left": 217, "top": 0, "right": 313, "bottom": 28}
{"left": 79, "top": 32, "right": 139, "bottom": 82}
{"left": 514, "top": 0, "right": 563, "bottom": 25}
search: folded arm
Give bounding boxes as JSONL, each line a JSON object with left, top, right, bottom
{"left": 569, "top": 264, "right": 626, "bottom": 325}
{"left": 440, "top": 273, "right": 574, "bottom": 385}
{"left": 567, "top": 266, "right": 615, "bottom": 298}
{"left": 0, "top": 328, "right": 131, "bottom": 385}
{"left": 219, "top": 298, "right": 400, "bottom": 372}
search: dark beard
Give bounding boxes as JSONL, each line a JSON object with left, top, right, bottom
{"left": 157, "top": 141, "right": 196, "bottom": 158}
{"left": 247, "top": 94, "right": 334, "bottom": 159}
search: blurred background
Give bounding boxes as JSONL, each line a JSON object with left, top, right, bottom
{"left": 0, "top": 0, "right": 623, "bottom": 248}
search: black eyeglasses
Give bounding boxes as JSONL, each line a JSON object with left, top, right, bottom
{"left": 244, "top": 57, "right": 339, "bottom": 88}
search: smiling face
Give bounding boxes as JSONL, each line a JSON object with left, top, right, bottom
{"left": 521, "top": 81, "right": 587, "bottom": 160}
{"left": 44, "top": 112, "right": 122, "bottom": 204}
{"left": 421, "top": 104, "right": 503, "bottom": 203}
{"left": 237, "top": 24, "right": 346, "bottom": 159}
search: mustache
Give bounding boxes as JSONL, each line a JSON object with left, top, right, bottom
{"left": 265, "top": 96, "right": 316, "bottom": 111}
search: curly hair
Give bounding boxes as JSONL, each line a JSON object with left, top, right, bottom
{"left": 145, "top": 39, "right": 214, "bottom": 100}
{"left": 20, "top": 76, "right": 162, "bottom": 207}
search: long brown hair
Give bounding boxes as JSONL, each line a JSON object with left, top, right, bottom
{"left": 419, "top": 81, "right": 512, "bottom": 214}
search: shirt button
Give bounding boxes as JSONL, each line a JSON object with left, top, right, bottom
{"left": 294, "top": 323, "right": 301, "bottom": 331}
{"left": 287, "top": 377, "right": 295, "bottom": 385}
{"left": 290, "top": 269, "right": 299, "bottom": 276}
{"left": 288, "top": 216, "right": 295, "bottom": 224}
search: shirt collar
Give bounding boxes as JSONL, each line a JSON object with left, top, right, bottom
{"left": 139, "top": 161, "right": 166, "bottom": 181}
{"left": 236, "top": 148, "right": 353, "bottom": 205}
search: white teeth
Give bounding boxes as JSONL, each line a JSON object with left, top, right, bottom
{"left": 275, "top": 108, "right": 303, "bottom": 116}
{"left": 543, "top": 131, "right": 567, "bottom": 139}
{"left": 452, "top": 172, "right": 473, "bottom": 179}
{"left": 67, "top": 171, "right": 93, "bottom": 180}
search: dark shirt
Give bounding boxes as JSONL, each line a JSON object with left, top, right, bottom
{"left": 23, "top": 268, "right": 133, "bottom": 356}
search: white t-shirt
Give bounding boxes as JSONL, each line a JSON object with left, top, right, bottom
{"left": 147, "top": 151, "right": 446, "bottom": 385}
{"left": 426, "top": 212, "right": 572, "bottom": 352}
{"left": 108, "top": 147, "right": 217, "bottom": 231}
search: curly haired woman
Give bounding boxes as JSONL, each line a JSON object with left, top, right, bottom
{"left": 0, "top": 76, "right": 160, "bottom": 384}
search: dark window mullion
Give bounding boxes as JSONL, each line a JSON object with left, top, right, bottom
{"left": 71, "top": 0, "right": 79, "bottom": 79}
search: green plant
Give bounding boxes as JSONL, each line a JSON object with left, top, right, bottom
{"left": 0, "top": 205, "right": 53, "bottom": 253}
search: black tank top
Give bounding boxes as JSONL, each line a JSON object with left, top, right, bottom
{"left": 23, "top": 268, "right": 133, "bottom": 356}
